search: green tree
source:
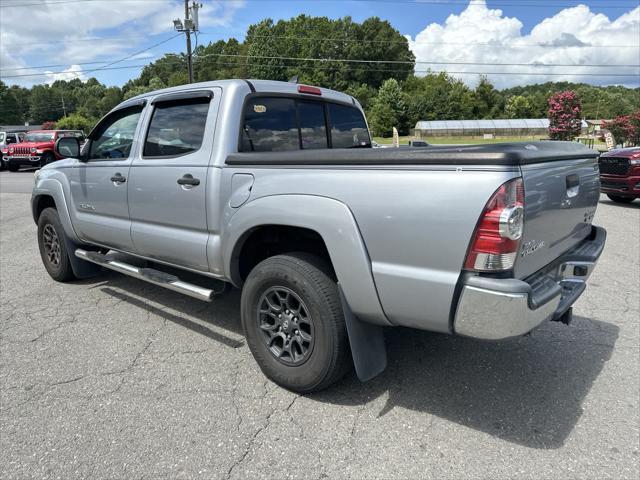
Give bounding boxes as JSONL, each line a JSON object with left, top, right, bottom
{"left": 0, "top": 81, "right": 23, "bottom": 124}
{"left": 473, "top": 76, "right": 502, "bottom": 119}
{"left": 505, "top": 95, "right": 533, "bottom": 118}
{"left": 55, "top": 113, "right": 95, "bottom": 132}
{"left": 29, "top": 85, "right": 62, "bottom": 124}
{"left": 368, "top": 78, "right": 409, "bottom": 136}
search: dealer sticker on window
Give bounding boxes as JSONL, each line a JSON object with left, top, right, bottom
{"left": 253, "top": 105, "right": 266, "bottom": 113}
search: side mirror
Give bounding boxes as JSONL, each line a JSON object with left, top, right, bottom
{"left": 55, "top": 136, "right": 81, "bottom": 159}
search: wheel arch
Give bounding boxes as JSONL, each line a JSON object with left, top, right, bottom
{"left": 223, "top": 194, "right": 391, "bottom": 326}
{"left": 32, "top": 178, "right": 80, "bottom": 243}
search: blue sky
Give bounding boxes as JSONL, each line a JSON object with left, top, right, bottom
{"left": 1, "top": 0, "right": 639, "bottom": 89}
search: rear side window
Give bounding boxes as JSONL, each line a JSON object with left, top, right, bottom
{"left": 328, "top": 103, "right": 371, "bottom": 148}
{"left": 242, "top": 98, "right": 298, "bottom": 152}
{"left": 144, "top": 98, "right": 210, "bottom": 158}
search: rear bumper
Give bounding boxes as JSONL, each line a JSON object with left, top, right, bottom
{"left": 600, "top": 174, "right": 640, "bottom": 198}
{"left": 453, "top": 225, "right": 606, "bottom": 340}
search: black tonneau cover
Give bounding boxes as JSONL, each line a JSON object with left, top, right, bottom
{"left": 226, "top": 141, "right": 599, "bottom": 166}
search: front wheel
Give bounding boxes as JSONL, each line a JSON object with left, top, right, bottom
{"left": 37, "top": 207, "right": 76, "bottom": 282}
{"left": 607, "top": 194, "right": 635, "bottom": 204}
{"left": 241, "top": 253, "right": 351, "bottom": 393}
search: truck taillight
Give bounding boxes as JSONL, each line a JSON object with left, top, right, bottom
{"left": 464, "top": 177, "right": 524, "bottom": 272}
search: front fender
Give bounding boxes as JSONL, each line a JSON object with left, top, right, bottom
{"left": 32, "top": 175, "right": 80, "bottom": 243}
{"left": 223, "top": 194, "right": 391, "bottom": 326}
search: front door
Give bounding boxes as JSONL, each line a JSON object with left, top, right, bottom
{"left": 128, "top": 89, "right": 220, "bottom": 271}
{"left": 67, "top": 103, "right": 145, "bottom": 251}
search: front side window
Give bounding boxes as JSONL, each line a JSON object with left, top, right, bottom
{"left": 143, "top": 98, "right": 210, "bottom": 158}
{"left": 242, "top": 98, "right": 299, "bottom": 152}
{"left": 88, "top": 106, "right": 143, "bottom": 160}
{"left": 328, "top": 103, "right": 371, "bottom": 148}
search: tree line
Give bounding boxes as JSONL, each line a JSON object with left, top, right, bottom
{"left": 1, "top": 14, "right": 638, "bottom": 136}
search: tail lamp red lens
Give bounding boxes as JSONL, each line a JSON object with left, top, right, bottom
{"left": 464, "top": 177, "right": 525, "bottom": 272}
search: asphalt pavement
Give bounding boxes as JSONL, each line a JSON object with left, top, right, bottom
{"left": 1, "top": 171, "right": 638, "bottom": 479}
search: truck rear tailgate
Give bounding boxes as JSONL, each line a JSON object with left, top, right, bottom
{"left": 514, "top": 157, "right": 600, "bottom": 279}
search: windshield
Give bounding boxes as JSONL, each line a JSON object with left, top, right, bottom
{"left": 25, "top": 132, "right": 55, "bottom": 142}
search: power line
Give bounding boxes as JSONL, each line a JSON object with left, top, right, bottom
{"left": 4, "top": 31, "right": 638, "bottom": 49}
{"left": 192, "top": 52, "right": 640, "bottom": 68}
{"left": 232, "top": 33, "right": 640, "bottom": 49}
{"left": 0, "top": 64, "right": 149, "bottom": 79}
{"left": 6, "top": 59, "right": 638, "bottom": 80}
{"left": 1, "top": 0, "right": 637, "bottom": 8}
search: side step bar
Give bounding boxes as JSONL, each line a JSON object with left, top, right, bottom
{"left": 75, "top": 249, "right": 215, "bottom": 302}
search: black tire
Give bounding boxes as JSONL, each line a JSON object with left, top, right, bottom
{"left": 40, "top": 151, "right": 55, "bottom": 167}
{"left": 0, "top": 159, "right": 5, "bottom": 171}
{"left": 7, "top": 164, "right": 18, "bottom": 172}
{"left": 37, "top": 207, "right": 76, "bottom": 282}
{"left": 241, "top": 253, "right": 351, "bottom": 393}
{"left": 607, "top": 194, "right": 635, "bottom": 204}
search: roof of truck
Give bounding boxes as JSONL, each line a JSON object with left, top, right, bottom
{"left": 126, "top": 79, "right": 356, "bottom": 106}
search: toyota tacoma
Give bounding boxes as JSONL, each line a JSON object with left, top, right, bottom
{"left": 31, "top": 80, "right": 606, "bottom": 392}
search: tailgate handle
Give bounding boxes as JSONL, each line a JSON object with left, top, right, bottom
{"left": 566, "top": 174, "right": 580, "bottom": 197}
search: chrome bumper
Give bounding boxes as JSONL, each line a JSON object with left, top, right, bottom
{"left": 454, "top": 226, "right": 606, "bottom": 340}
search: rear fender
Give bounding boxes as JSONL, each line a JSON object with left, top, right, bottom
{"left": 223, "top": 194, "right": 391, "bottom": 326}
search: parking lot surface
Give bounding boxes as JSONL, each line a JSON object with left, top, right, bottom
{"left": 1, "top": 171, "right": 639, "bottom": 479}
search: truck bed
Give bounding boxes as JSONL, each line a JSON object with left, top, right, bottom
{"left": 226, "top": 141, "right": 599, "bottom": 166}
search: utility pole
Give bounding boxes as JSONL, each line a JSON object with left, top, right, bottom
{"left": 173, "top": 1, "right": 201, "bottom": 84}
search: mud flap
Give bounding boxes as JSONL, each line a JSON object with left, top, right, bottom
{"left": 339, "top": 284, "right": 387, "bottom": 382}
{"left": 61, "top": 234, "right": 103, "bottom": 279}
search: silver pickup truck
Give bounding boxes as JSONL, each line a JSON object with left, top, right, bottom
{"left": 32, "top": 79, "right": 606, "bottom": 392}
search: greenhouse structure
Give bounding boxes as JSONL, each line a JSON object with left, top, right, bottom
{"left": 413, "top": 118, "right": 588, "bottom": 138}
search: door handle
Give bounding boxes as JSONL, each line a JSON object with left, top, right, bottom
{"left": 177, "top": 174, "right": 200, "bottom": 186}
{"left": 110, "top": 173, "right": 126, "bottom": 184}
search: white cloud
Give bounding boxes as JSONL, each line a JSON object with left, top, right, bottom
{"left": 44, "top": 64, "right": 87, "bottom": 84}
{"left": 0, "top": 0, "right": 245, "bottom": 86}
{"left": 407, "top": 0, "right": 640, "bottom": 88}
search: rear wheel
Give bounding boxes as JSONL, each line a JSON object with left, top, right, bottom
{"left": 37, "top": 207, "right": 76, "bottom": 282}
{"left": 241, "top": 253, "right": 351, "bottom": 393}
{"left": 607, "top": 194, "right": 635, "bottom": 204}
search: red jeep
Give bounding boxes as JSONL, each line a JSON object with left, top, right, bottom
{"left": 5, "top": 130, "right": 84, "bottom": 171}
{"left": 599, "top": 147, "right": 640, "bottom": 204}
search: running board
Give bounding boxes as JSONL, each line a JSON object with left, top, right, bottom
{"left": 75, "top": 249, "right": 215, "bottom": 302}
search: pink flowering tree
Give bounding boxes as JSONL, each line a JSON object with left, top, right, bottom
{"left": 547, "top": 91, "right": 582, "bottom": 141}
{"left": 603, "top": 113, "right": 640, "bottom": 146}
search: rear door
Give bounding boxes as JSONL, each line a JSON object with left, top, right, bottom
{"left": 514, "top": 157, "right": 600, "bottom": 278}
{"left": 127, "top": 89, "right": 220, "bottom": 271}
{"left": 67, "top": 103, "right": 145, "bottom": 251}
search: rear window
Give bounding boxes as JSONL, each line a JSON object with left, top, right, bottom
{"left": 241, "top": 96, "right": 369, "bottom": 152}
{"left": 144, "top": 98, "right": 210, "bottom": 158}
